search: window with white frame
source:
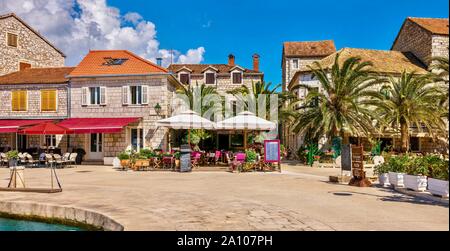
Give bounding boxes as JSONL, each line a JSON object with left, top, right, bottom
{"left": 122, "top": 85, "right": 148, "bottom": 106}
{"left": 130, "top": 128, "right": 144, "bottom": 151}
{"left": 82, "top": 87, "right": 106, "bottom": 106}
{"left": 44, "top": 135, "right": 57, "bottom": 147}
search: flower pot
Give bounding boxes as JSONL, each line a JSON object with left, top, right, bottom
{"left": 388, "top": 172, "right": 405, "bottom": 188}
{"left": 175, "top": 159, "right": 180, "bottom": 168}
{"left": 8, "top": 159, "right": 17, "bottom": 167}
{"left": 404, "top": 174, "right": 428, "bottom": 192}
{"left": 428, "top": 178, "right": 449, "bottom": 198}
{"left": 120, "top": 159, "right": 130, "bottom": 168}
{"left": 378, "top": 173, "right": 390, "bottom": 187}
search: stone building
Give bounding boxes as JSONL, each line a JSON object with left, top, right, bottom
{"left": 0, "top": 67, "right": 73, "bottom": 151}
{"left": 0, "top": 13, "right": 65, "bottom": 76}
{"left": 168, "top": 54, "right": 264, "bottom": 96}
{"left": 281, "top": 40, "right": 336, "bottom": 92}
{"left": 64, "top": 50, "right": 182, "bottom": 164}
{"left": 392, "top": 17, "right": 449, "bottom": 67}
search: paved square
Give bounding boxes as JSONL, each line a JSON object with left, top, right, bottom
{"left": 0, "top": 165, "right": 448, "bottom": 231}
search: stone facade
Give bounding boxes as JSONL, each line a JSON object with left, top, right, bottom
{"left": 0, "top": 84, "right": 68, "bottom": 119}
{"left": 69, "top": 75, "right": 177, "bottom": 162}
{"left": 282, "top": 57, "right": 323, "bottom": 91}
{"left": 392, "top": 18, "right": 449, "bottom": 67}
{"left": 0, "top": 14, "right": 65, "bottom": 76}
{"left": 182, "top": 73, "right": 263, "bottom": 96}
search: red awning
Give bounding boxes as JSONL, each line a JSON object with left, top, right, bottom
{"left": 19, "top": 122, "right": 74, "bottom": 135}
{"left": 0, "top": 119, "right": 54, "bottom": 133}
{"left": 57, "top": 118, "right": 141, "bottom": 134}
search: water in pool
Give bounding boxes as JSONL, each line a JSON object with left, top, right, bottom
{"left": 0, "top": 217, "right": 83, "bottom": 231}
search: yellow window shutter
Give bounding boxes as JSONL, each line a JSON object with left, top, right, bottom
{"left": 19, "top": 91, "right": 27, "bottom": 111}
{"left": 49, "top": 90, "right": 56, "bottom": 111}
{"left": 12, "top": 90, "right": 26, "bottom": 111}
{"left": 12, "top": 91, "right": 19, "bottom": 111}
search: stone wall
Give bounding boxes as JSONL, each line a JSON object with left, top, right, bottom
{"left": 431, "top": 35, "right": 449, "bottom": 59}
{"left": 282, "top": 57, "right": 323, "bottom": 90}
{"left": 187, "top": 74, "right": 263, "bottom": 96}
{"left": 0, "top": 16, "right": 65, "bottom": 76}
{"left": 392, "top": 19, "right": 433, "bottom": 66}
{"left": 0, "top": 84, "right": 68, "bottom": 118}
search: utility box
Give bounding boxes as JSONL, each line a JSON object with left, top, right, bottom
{"left": 180, "top": 144, "right": 192, "bottom": 173}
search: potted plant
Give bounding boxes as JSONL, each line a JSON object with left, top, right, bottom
{"left": 245, "top": 149, "right": 257, "bottom": 163}
{"left": 117, "top": 151, "right": 130, "bottom": 168}
{"left": 6, "top": 150, "right": 19, "bottom": 167}
{"left": 388, "top": 155, "right": 408, "bottom": 188}
{"left": 404, "top": 157, "right": 429, "bottom": 192}
{"left": 174, "top": 151, "right": 181, "bottom": 168}
{"left": 374, "top": 162, "right": 391, "bottom": 187}
{"left": 427, "top": 156, "right": 449, "bottom": 197}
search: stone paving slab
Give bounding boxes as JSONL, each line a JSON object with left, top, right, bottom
{"left": 0, "top": 166, "right": 448, "bottom": 231}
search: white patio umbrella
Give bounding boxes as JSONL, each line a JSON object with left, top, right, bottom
{"left": 156, "top": 110, "right": 215, "bottom": 145}
{"left": 215, "top": 111, "right": 277, "bottom": 149}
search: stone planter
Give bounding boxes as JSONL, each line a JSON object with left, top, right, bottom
{"left": 378, "top": 173, "right": 390, "bottom": 187}
{"left": 388, "top": 172, "right": 405, "bottom": 188}
{"left": 428, "top": 178, "right": 449, "bottom": 198}
{"left": 404, "top": 174, "right": 428, "bottom": 192}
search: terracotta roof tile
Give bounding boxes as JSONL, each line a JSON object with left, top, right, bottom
{"left": 409, "top": 17, "right": 449, "bottom": 35}
{"left": 0, "top": 67, "right": 74, "bottom": 85}
{"left": 68, "top": 50, "right": 168, "bottom": 77}
{"left": 283, "top": 40, "right": 336, "bottom": 57}
{"left": 168, "top": 64, "right": 261, "bottom": 74}
{"left": 299, "top": 48, "right": 428, "bottom": 75}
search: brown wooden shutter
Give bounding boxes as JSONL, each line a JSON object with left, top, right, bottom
{"left": 180, "top": 74, "right": 190, "bottom": 85}
{"left": 233, "top": 72, "right": 242, "bottom": 84}
{"left": 7, "top": 33, "right": 18, "bottom": 47}
{"left": 206, "top": 73, "right": 215, "bottom": 84}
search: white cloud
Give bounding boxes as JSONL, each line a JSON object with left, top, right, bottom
{"left": 0, "top": 0, "right": 205, "bottom": 67}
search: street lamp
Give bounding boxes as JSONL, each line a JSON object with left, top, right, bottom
{"left": 154, "top": 103, "right": 162, "bottom": 116}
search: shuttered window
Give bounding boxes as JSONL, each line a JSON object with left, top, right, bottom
{"left": 232, "top": 72, "right": 242, "bottom": 84}
{"left": 205, "top": 73, "right": 215, "bottom": 85}
{"left": 11, "top": 90, "right": 27, "bottom": 111}
{"left": 142, "top": 86, "right": 148, "bottom": 104}
{"left": 100, "top": 87, "right": 107, "bottom": 105}
{"left": 81, "top": 87, "right": 88, "bottom": 106}
{"left": 7, "top": 33, "right": 18, "bottom": 47}
{"left": 180, "top": 74, "right": 190, "bottom": 85}
{"left": 122, "top": 86, "right": 129, "bottom": 105}
{"left": 41, "top": 90, "right": 57, "bottom": 111}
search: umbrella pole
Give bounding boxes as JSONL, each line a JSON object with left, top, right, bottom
{"left": 244, "top": 130, "right": 247, "bottom": 151}
{"left": 188, "top": 129, "right": 191, "bottom": 147}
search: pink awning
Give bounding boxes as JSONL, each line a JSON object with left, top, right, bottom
{"left": 58, "top": 118, "right": 141, "bottom": 134}
{"left": 0, "top": 119, "right": 54, "bottom": 133}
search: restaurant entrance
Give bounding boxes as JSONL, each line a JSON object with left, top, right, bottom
{"left": 89, "top": 133, "right": 103, "bottom": 160}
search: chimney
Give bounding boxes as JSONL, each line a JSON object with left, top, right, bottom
{"left": 252, "top": 54, "right": 260, "bottom": 72}
{"left": 228, "top": 54, "right": 235, "bottom": 66}
{"left": 156, "top": 58, "right": 163, "bottom": 67}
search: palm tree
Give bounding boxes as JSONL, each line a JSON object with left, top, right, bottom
{"left": 176, "top": 83, "right": 220, "bottom": 116}
{"left": 374, "top": 71, "right": 447, "bottom": 152}
{"left": 289, "top": 53, "right": 386, "bottom": 144}
{"left": 227, "top": 81, "right": 281, "bottom": 119}
{"left": 430, "top": 56, "right": 449, "bottom": 84}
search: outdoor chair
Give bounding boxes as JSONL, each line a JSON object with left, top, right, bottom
{"left": 214, "top": 151, "right": 221, "bottom": 165}
{"left": 230, "top": 153, "right": 246, "bottom": 173}
{"left": 162, "top": 156, "right": 175, "bottom": 170}
{"left": 53, "top": 154, "right": 64, "bottom": 168}
{"left": 0, "top": 153, "right": 8, "bottom": 167}
{"left": 191, "top": 152, "right": 202, "bottom": 169}
{"left": 18, "top": 153, "right": 27, "bottom": 165}
{"left": 25, "top": 153, "right": 39, "bottom": 168}
{"left": 45, "top": 154, "right": 55, "bottom": 168}
{"left": 151, "top": 157, "right": 161, "bottom": 170}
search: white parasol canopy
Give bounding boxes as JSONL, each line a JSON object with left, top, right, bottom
{"left": 156, "top": 110, "right": 215, "bottom": 130}
{"left": 215, "top": 111, "right": 277, "bottom": 131}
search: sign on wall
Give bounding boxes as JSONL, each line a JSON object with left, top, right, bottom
{"left": 264, "top": 140, "right": 280, "bottom": 163}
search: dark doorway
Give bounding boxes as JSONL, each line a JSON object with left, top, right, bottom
{"left": 218, "top": 134, "right": 229, "bottom": 150}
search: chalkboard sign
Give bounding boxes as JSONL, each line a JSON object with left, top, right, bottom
{"left": 341, "top": 144, "right": 352, "bottom": 171}
{"left": 180, "top": 144, "right": 192, "bottom": 172}
{"left": 351, "top": 146, "right": 364, "bottom": 178}
{"left": 264, "top": 140, "right": 280, "bottom": 163}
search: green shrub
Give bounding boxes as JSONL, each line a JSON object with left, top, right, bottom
{"left": 139, "top": 148, "right": 154, "bottom": 159}
{"left": 405, "top": 157, "right": 429, "bottom": 176}
{"left": 6, "top": 150, "right": 19, "bottom": 159}
{"left": 117, "top": 151, "right": 130, "bottom": 160}
{"left": 297, "top": 146, "right": 307, "bottom": 163}
{"left": 425, "top": 156, "right": 449, "bottom": 181}
{"left": 374, "top": 162, "right": 391, "bottom": 175}
{"left": 387, "top": 155, "right": 410, "bottom": 173}
{"left": 245, "top": 150, "right": 257, "bottom": 162}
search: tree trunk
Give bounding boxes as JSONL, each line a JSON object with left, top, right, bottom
{"left": 400, "top": 121, "right": 409, "bottom": 153}
{"left": 341, "top": 131, "right": 350, "bottom": 145}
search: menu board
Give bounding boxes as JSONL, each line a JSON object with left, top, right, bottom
{"left": 264, "top": 140, "right": 280, "bottom": 163}
{"left": 351, "top": 146, "right": 364, "bottom": 178}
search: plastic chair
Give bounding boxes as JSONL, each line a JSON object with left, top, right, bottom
{"left": 191, "top": 152, "right": 201, "bottom": 169}
{"left": 214, "top": 151, "right": 221, "bottom": 165}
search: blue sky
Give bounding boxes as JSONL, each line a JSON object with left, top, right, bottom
{"left": 108, "top": 0, "right": 448, "bottom": 87}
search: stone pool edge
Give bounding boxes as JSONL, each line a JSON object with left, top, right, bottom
{"left": 0, "top": 201, "right": 124, "bottom": 231}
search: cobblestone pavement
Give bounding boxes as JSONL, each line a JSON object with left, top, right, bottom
{"left": 0, "top": 166, "right": 447, "bottom": 231}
